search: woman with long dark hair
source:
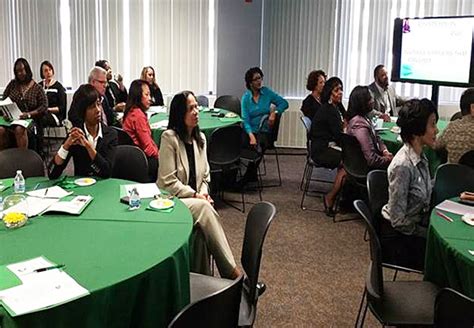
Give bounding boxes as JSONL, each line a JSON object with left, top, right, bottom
{"left": 122, "top": 79, "right": 159, "bottom": 181}
{"left": 310, "top": 76, "right": 347, "bottom": 215}
{"left": 0, "top": 58, "right": 47, "bottom": 149}
{"left": 49, "top": 84, "right": 117, "bottom": 179}
{"left": 158, "top": 91, "right": 240, "bottom": 279}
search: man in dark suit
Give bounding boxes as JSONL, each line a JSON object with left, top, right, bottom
{"left": 368, "top": 64, "right": 405, "bottom": 119}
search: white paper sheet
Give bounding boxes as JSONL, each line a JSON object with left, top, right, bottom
{"left": 150, "top": 120, "right": 168, "bottom": 130}
{"left": 123, "top": 183, "right": 160, "bottom": 199}
{"left": 1, "top": 197, "right": 59, "bottom": 218}
{"left": 0, "top": 257, "right": 89, "bottom": 316}
{"left": 27, "top": 186, "right": 73, "bottom": 199}
{"left": 436, "top": 200, "right": 474, "bottom": 216}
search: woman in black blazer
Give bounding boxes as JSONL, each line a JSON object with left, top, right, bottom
{"left": 49, "top": 84, "right": 117, "bottom": 179}
{"left": 310, "top": 77, "right": 347, "bottom": 215}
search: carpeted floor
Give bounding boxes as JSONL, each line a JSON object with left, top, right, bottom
{"left": 213, "top": 148, "right": 421, "bottom": 327}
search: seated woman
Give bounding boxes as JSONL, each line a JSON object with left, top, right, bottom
{"left": 158, "top": 91, "right": 240, "bottom": 279}
{"left": 300, "top": 70, "right": 326, "bottom": 119}
{"left": 346, "top": 85, "right": 393, "bottom": 169}
{"left": 122, "top": 79, "right": 159, "bottom": 181}
{"left": 0, "top": 58, "right": 47, "bottom": 150}
{"left": 241, "top": 67, "right": 289, "bottom": 181}
{"left": 38, "top": 60, "right": 67, "bottom": 127}
{"left": 310, "top": 77, "right": 347, "bottom": 215}
{"left": 382, "top": 98, "right": 438, "bottom": 270}
{"left": 49, "top": 84, "right": 118, "bottom": 179}
{"left": 140, "top": 66, "right": 164, "bottom": 106}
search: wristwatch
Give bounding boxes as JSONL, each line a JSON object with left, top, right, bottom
{"left": 27, "top": 113, "right": 31, "bottom": 119}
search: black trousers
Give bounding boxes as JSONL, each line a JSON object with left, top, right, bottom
{"left": 241, "top": 131, "right": 271, "bottom": 180}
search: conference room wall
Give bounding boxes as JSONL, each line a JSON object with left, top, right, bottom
{"left": 216, "top": 0, "right": 263, "bottom": 98}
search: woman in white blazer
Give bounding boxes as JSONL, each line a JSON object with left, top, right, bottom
{"left": 157, "top": 91, "right": 240, "bottom": 279}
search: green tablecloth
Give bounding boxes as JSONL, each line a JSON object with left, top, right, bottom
{"left": 379, "top": 120, "right": 448, "bottom": 176}
{"left": 425, "top": 206, "right": 474, "bottom": 298}
{"left": 0, "top": 177, "right": 193, "bottom": 328}
{"left": 149, "top": 108, "right": 242, "bottom": 146}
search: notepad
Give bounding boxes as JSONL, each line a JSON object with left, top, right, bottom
{"left": 41, "top": 195, "right": 93, "bottom": 216}
{"left": 27, "top": 186, "right": 73, "bottom": 199}
{"left": 120, "top": 183, "right": 161, "bottom": 199}
{"left": 0, "top": 257, "right": 89, "bottom": 317}
{"left": 436, "top": 200, "right": 474, "bottom": 216}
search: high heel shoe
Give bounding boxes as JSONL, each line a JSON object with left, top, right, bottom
{"left": 323, "top": 195, "right": 336, "bottom": 217}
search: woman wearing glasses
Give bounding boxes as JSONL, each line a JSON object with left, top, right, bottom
{"left": 240, "top": 67, "right": 289, "bottom": 182}
{"left": 49, "top": 84, "right": 117, "bottom": 179}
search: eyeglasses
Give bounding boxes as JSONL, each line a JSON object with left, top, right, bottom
{"left": 252, "top": 76, "right": 263, "bottom": 82}
{"left": 94, "top": 79, "right": 107, "bottom": 85}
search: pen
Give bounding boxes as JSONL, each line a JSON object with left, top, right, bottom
{"left": 34, "top": 264, "right": 66, "bottom": 273}
{"left": 44, "top": 188, "right": 49, "bottom": 197}
{"left": 436, "top": 210, "right": 453, "bottom": 223}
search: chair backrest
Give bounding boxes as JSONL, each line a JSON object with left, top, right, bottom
{"left": 300, "top": 116, "right": 312, "bottom": 157}
{"left": 0, "top": 148, "right": 45, "bottom": 179}
{"left": 341, "top": 133, "right": 369, "bottom": 180}
{"left": 208, "top": 125, "right": 242, "bottom": 166}
{"left": 241, "top": 201, "right": 276, "bottom": 303}
{"left": 168, "top": 274, "right": 244, "bottom": 328}
{"left": 353, "top": 200, "right": 384, "bottom": 302}
{"left": 450, "top": 111, "right": 463, "bottom": 121}
{"left": 434, "top": 288, "right": 474, "bottom": 327}
{"left": 196, "top": 95, "right": 209, "bottom": 107}
{"left": 110, "top": 126, "right": 135, "bottom": 146}
{"left": 366, "top": 170, "right": 389, "bottom": 234}
{"left": 459, "top": 150, "right": 474, "bottom": 169}
{"left": 112, "top": 145, "right": 150, "bottom": 183}
{"left": 432, "top": 163, "right": 474, "bottom": 206}
{"left": 214, "top": 95, "right": 241, "bottom": 116}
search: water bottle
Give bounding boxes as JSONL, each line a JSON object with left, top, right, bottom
{"left": 13, "top": 170, "right": 25, "bottom": 194}
{"left": 129, "top": 188, "right": 141, "bottom": 210}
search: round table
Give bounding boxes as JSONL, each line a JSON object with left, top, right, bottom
{"left": 149, "top": 107, "right": 242, "bottom": 146}
{"left": 379, "top": 120, "right": 448, "bottom": 175}
{"left": 424, "top": 203, "right": 474, "bottom": 298}
{"left": 0, "top": 177, "right": 193, "bottom": 328}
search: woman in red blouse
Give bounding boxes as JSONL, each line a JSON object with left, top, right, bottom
{"left": 122, "top": 79, "right": 159, "bottom": 181}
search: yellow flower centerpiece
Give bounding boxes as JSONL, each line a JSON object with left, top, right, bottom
{"left": 2, "top": 194, "right": 28, "bottom": 229}
{"left": 3, "top": 212, "right": 28, "bottom": 229}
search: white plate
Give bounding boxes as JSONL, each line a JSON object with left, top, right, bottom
{"left": 390, "top": 126, "right": 401, "bottom": 134}
{"left": 462, "top": 214, "right": 474, "bottom": 226}
{"left": 74, "top": 178, "right": 97, "bottom": 187}
{"left": 149, "top": 199, "right": 175, "bottom": 210}
{"left": 375, "top": 127, "right": 389, "bottom": 131}
{"left": 225, "top": 112, "right": 238, "bottom": 118}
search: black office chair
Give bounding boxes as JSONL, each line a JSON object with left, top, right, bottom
{"left": 110, "top": 126, "right": 135, "bottom": 146}
{"left": 459, "top": 150, "right": 474, "bottom": 169}
{"left": 196, "top": 95, "right": 209, "bottom": 107}
{"left": 353, "top": 200, "right": 440, "bottom": 328}
{"left": 333, "top": 133, "right": 369, "bottom": 222}
{"left": 169, "top": 274, "right": 243, "bottom": 328}
{"left": 432, "top": 163, "right": 474, "bottom": 206}
{"left": 112, "top": 145, "right": 150, "bottom": 183}
{"left": 434, "top": 288, "right": 474, "bottom": 327}
{"left": 255, "top": 114, "right": 282, "bottom": 188}
{"left": 208, "top": 125, "right": 245, "bottom": 212}
{"left": 189, "top": 202, "right": 276, "bottom": 328}
{"left": 450, "top": 111, "right": 463, "bottom": 121}
{"left": 0, "top": 148, "right": 45, "bottom": 178}
{"left": 299, "top": 116, "right": 335, "bottom": 211}
{"left": 214, "top": 95, "right": 241, "bottom": 116}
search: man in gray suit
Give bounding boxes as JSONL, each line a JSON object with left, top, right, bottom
{"left": 368, "top": 64, "right": 405, "bottom": 119}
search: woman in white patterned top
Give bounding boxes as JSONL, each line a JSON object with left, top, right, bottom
{"left": 381, "top": 98, "right": 438, "bottom": 270}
